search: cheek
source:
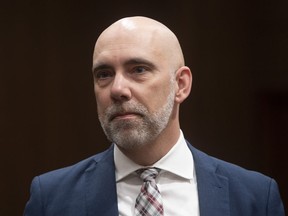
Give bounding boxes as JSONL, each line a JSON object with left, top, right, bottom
{"left": 94, "top": 90, "right": 110, "bottom": 114}
{"left": 139, "top": 79, "right": 173, "bottom": 111}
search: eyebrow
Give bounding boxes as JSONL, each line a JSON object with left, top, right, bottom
{"left": 92, "top": 63, "right": 112, "bottom": 74}
{"left": 124, "top": 58, "right": 157, "bottom": 70}
{"left": 92, "top": 57, "right": 157, "bottom": 74}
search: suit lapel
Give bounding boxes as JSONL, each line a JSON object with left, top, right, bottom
{"left": 84, "top": 146, "right": 119, "bottom": 216}
{"left": 188, "top": 143, "right": 230, "bottom": 216}
{"left": 83, "top": 142, "right": 230, "bottom": 216}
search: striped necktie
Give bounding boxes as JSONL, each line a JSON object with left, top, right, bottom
{"left": 135, "top": 167, "right": 164, "bottom": 216}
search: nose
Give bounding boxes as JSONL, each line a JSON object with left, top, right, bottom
{"left": 110, "top": 73, "right": 132, "bottom": 102}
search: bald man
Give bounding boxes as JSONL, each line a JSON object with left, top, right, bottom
{"left": 24, "top": 16, "right": 284, "bottom": 216}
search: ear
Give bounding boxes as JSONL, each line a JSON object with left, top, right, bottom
{"left": 175, "top": 66, "right": 192, "bottom": 104}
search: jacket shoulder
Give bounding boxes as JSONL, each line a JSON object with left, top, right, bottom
{"left": 188, "top": 142, "right": 271, "bottom": 182}
{"left": 189, "top": 143, "right": 285, "bottom": 216}
{"left": 38, "top": 146, "right": 113, "bottom": 185}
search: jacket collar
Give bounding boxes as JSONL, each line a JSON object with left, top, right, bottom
{"left": 84, "top": 145, "right": 119, "bottom": 216}
{"left": 84, "top": 143, "right": 230, "bottom": 216}
{"left": 187, "top": 142, "right": 230, "bottom": 216}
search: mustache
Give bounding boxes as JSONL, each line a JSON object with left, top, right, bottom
{"left": 104, "top": 102, "right": 148, "bottom": 121}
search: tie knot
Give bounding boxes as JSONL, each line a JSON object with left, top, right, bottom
{"left": 136, "top": 167, "right": 160, "bottom": 182}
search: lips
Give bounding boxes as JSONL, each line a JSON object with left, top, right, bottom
{"left": 109, "top": 112, "right": 142, "bottom": 121}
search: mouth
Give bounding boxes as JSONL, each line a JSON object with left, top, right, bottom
{"left": 109, "top": 112, "right": 143, "bottom": 122}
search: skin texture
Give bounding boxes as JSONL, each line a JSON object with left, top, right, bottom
{"left": 92, "top": 16, "right": 192, "bottom": 166}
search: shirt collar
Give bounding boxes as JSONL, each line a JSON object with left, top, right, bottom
{"left": 114, "top": 130, "right": 194, "bottom": 182}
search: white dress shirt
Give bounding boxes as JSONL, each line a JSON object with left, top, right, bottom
{"left": 114, "top": 130, "right": 200, "bottom": 216}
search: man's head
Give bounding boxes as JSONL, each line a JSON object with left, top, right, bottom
{"left": 92, "top": 16, "right": 192, "bottom": 151}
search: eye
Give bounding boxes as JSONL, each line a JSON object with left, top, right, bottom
{"left": 94, "top": 70, "right": 113, "bottom": 80}
{"left": 133, "top": 66, "right": 148, "bottom": 74}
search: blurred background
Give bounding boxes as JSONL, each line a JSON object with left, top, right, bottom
{"left": 1, "top": 0, "right": 287, "bottom": 215}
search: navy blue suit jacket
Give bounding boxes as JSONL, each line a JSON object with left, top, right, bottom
{"left": 24, "top": 142, "right": 285, "bottom": 215}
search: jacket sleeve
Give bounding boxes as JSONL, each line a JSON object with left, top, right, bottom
{"left": 23, "top": 177, "right": 44, "bottom": 216}
{"left": 267, "top": 178, "right": 285, "bottom": 216}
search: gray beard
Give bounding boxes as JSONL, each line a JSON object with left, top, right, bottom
{"left": 98, "top": 87, "right": 175, "bottom": 150}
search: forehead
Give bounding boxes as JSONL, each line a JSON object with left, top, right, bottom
{"left": 95, "top": 24, "right": 161, "bottom": 50}
{"left": 93, "top": 29, "right": 165, "bottom": 66}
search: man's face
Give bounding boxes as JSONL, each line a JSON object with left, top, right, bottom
{"left": 92, "top": 27, "right": 176, "bottom": 149}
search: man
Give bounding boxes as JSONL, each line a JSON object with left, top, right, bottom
{"left": 24, "top": 16, "right": 285, "bottom": 216}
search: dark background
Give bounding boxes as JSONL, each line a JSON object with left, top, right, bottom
{"left": 1, "top": 0, "right": 287, "bottom": 215}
